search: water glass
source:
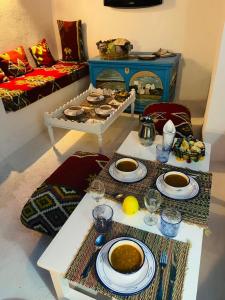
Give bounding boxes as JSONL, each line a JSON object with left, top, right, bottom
{"left": 92, "top": 204, "right": 113, "bottom": 234}
{"left": 144, "top": 189, "right": 162, "bottom": 226}
{"left": 156, "top": 144, "right": 170, "bottom": 163}
{"left": 160, "top": 208, "right": 182, "bottom": 238}
{"left": 89, "top": 179, "right": 105, "bottom": 203}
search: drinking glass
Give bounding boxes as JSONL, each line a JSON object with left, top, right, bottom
{"left": 160, "top": 208, "right": 182, "bottom": 238}
{"left": 89, "top": 179, "right": 105, "bottom": 203}
{"left": 92, "top": 204, "right": 114, "bottom": 234}
{"left": 156, "top": 144, "right": 170, "bottom": 163}
{"left": 144, "top": 189, "right": 162, "bottom": 226}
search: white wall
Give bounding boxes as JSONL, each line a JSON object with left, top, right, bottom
{"left": 0, "top": 0, "right": 89, "bottom": 161}
{"left": 203, "top": 23, "right": 225, "bottom": 162}
{"left": 52, "top": 0, "right": 225, "bottom": 102}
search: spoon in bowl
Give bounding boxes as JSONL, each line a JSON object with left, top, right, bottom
{"left": 81, "top": 234, "right": 106, "bottom": 278}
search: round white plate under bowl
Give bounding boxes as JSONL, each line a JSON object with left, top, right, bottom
{"left": 109, "top": 161, "right": 147, "bottom": 183}
{"left": 95, "top": 237, "right": 156, "bottom": 296}
{"left": 156, "top": 174, "right": 200, "bottom": 200}
{"left": 87, "top": 95, "right": 104, "bottom": 103}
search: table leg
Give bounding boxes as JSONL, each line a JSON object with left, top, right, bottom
{"left": 131, "top": 102, "right": 135, "bottom": 118}
{"left": 97, "top": 134, "right": 103, "bottom": 153}
{"left": 47, "top": 125, "right": 55, "bottom": 146}
{"left": 49, "top": 271, "right": 65, "bottom": 300}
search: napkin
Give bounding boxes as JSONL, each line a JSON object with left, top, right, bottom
{"left": 163, "top": 120, "right": 176, "bottom": 150}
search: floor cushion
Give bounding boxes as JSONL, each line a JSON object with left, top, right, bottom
{"left": 143, "top": 103, "right": 193, "bottom": 138}
{"left": 20, "top": 151, "right": 109, "bottom": 236}
{"left": 0, "top": 60, "right": 89, "bottom": 112}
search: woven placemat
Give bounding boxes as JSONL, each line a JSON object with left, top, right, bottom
{"left": 97, "top": 153, "right": 212, "bottom": 227}
{"left": 65, "top": 221, "right": 190, "bottom": 300}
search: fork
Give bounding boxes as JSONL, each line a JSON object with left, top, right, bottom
{"left": 156, "top": 250, "right": 168, "bottom": 300}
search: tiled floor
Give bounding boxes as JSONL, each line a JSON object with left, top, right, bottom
{"left": 0, "top": 114, "right": 224, "bottom": 300}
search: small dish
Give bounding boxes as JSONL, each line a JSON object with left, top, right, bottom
{"left": 96, "top": 237, "right": 156, "bottom": 296}
{"left": 162, "top": 171, "right": 192, "bottom": 195}
{"left": 109, "top": 161, "right": 147, "bottom": 183}
{"left": 87, "top": 95, "right": 105, "bottom": 103}
{"left": 137, "top": 54, "right": 157, "bottom": 60}
{"left": 156, "top": 174, "right": 199, "bottom": 200}
{"left": 108, "top": 239, "right": 145, "bottom": 276}
{"left": 63, "top": 106, "right": 84, "bottom": 119}
{"left": 95, "top": 105, "right": 113, "bottom": 117}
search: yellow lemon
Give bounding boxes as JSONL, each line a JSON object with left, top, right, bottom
{"left": 122, "top": 196, "right": 139, "bottom": 215}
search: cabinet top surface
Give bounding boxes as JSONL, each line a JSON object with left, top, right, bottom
{"left": 88, "top": 52, "right": 181, "bottom": 66}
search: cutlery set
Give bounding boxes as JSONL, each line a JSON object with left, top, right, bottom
{"left": 156, "top": 249, "right": 177, "bottom": 300}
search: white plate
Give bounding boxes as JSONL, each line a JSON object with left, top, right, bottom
{"left": 156, "top": 174, "right": 199, "bottom": 200}
{"left": 109, "top": 161, "right": 147, "bottom": 183}
{"left": 87, "top": 96, "right": 104, "bottom": 103}
{"left": 96, "top": 237, "right": 156, "bottom": 296}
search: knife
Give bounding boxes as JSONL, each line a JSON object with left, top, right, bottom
{"left": 167, "top": 253, "right": 177, "bottom": 300}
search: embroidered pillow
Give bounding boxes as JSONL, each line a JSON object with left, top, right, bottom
{"left": 143, "top": 103, "right": 193, "bottom": 138}
{"left": 29, "top": 38, "right": 55, "bottom": 67}
{"left": 57, "top": 20, "right": 86, "bottom": 61}
{"left": 0, "top": 67, "right": 9, "bottom": 83}
{"left": 0, "top": 46, "right": 33, "bottom": 78}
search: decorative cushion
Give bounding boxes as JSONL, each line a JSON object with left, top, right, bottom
{"left": 0, "top": 46, "right": 33, "bottom": 79}
{"left": 29, "top": 38, "right": 55, "bottom": 67}
{"left": 143, "top": 103, "right": 193, "bottom": 138}
{"left": 20, "top": 151, "right": 109, "bottom": 236}
{"left": 0, "top": 67, "right": 9, "bottom": 83}
{"left": 57, "top": 20, "right": 86, "bottom": 61}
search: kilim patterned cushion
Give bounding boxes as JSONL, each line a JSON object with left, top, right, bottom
{"left": 20, "top": 152, "right": 109, "bottom": 236}
{"left": 57, "top": 20, "right": 86, "bottom": 61}
{"left": 0, "top": 46, "right": 33, "bottom": 79}
{"left": 0, "top": 67, "right": 9, "bottom": 83}
{"left": 143, "top": 103, "right": 193, "bottom": 138}
{"left": 29, "top": 38, "right": 55, "bottom": 67}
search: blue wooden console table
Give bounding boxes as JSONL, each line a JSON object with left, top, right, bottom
{"left": 88, "top": 53, "right": 181, "bottom": 113}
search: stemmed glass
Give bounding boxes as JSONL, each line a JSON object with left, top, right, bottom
{"left": 144, "top": 189, "right": 162, "bottom": 226}
{"left": 89, "top": 179, "right": 105, "bottom": 203}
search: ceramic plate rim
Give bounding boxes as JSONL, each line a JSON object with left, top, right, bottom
{"left": 156, "top": 174, "right": 200, "bottom": 200}
{"left": 95, "top": 237, "right": 156, "bottom": 296}
{"left": 109, "top": 161, "right": 147, "bottom": 183}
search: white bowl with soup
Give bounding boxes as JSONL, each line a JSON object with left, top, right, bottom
{"left": 107, "top": 239, "right": 145, "bottom": 281}
{"left": 114, "top": 158, "right": 139, "bottom": 180}
{"left": 163, "top": 171, "right": 192, "bottom": 195}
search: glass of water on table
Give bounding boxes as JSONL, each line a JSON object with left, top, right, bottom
{"left": 92, "top": 204, "right": 114, "bottom": 234}
{"left": 89, "top": 179, "right": 105, "bottom": 203}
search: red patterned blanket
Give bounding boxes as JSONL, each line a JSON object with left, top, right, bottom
{"left": 0, "top": 61, "right": 89, "bottom": 112}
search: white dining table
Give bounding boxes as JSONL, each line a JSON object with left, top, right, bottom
{"left": 37, "top": 131, "right": 211, "bottom": 300}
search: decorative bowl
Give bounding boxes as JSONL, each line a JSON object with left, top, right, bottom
{"left": 96, "top": 38, "right": 133, "bottom": 60}
{"left": 64, "top": 106, "right": 84, "bottom": 119}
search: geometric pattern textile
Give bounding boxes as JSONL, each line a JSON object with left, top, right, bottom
{"left": 0, "top": 46, "right": 33, "bottom": 79}
{"left": 57, "top": 20, "right": 86, "bottom": 61}
{"left": 143, "top": 102, "right": 193, "bottom": 138}
{"left": 29, "top": 38, "right": 55, "bottom": 67}
{"left": 0, "top": 61, "right": 89, "bottom": 112}
{"left": 0, "top": 67, "right": 9, "bottom": 83}
{"left": 20, "top": 151, "right": 109, "bottom": 236}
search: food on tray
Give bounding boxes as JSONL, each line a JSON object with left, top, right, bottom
{"left": 114, "top": 91, "right": 130, "bottom": 102}
{"left": 173, "top": 137, "right": 205, "bottom": 163}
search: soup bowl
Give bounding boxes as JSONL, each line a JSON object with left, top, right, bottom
{"left": 107, "top": 239, "right": 145, "bottom": 281}
{"left": 163, "top": 171, "right": 192, "bottom": 195}
{"left": 114, "top": 158, "right": 139, "bottom": 180}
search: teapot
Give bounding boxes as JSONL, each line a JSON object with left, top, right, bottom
{"left": 138, "top": 115, "right": 156, "bottom": 146}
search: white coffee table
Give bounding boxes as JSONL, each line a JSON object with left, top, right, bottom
{"left": 44, "top": 85, "right": 135, "bottom": 152}
{"left": 37, "top": 132, "right": 211, "bottom": 300}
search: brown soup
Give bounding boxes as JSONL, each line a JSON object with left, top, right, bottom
{"left": 110, "top": 245, "right": 142, "bottom": 273}
{"left": 164, "top": 174, "right": 189, "bottom": 187}
{"left": 116, "top": 161, "right": 137, "bottom": 172}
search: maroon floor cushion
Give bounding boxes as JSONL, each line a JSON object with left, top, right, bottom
{"left": 20, "top": 151, "right": 109, "bottom": 236}
{"left": 143, "top": 103, "right": 193, "bottom": 138}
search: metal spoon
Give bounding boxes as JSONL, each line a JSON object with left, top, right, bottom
{"left": 81, "top": 234, "right": 105, "bottom": 278}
